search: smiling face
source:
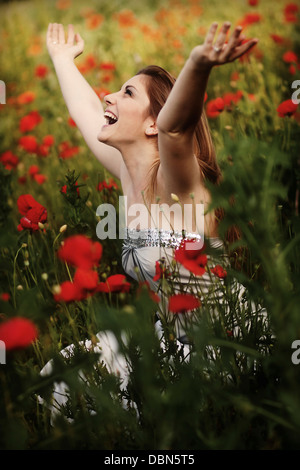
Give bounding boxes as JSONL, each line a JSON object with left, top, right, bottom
{"left": 97, "top": 75, "right": 157, "bottom": 150}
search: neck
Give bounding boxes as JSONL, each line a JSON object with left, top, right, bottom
{"left": 120, "top": 141, "right": 159, "bottom": 194}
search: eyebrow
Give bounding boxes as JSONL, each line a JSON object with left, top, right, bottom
{"left": 125, "top": 85, "right": 137, "bottom": 92}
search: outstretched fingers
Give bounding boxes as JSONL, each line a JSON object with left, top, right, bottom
{"left": 213, "top": 22, "right": 231, "bottom": 52}
{"left": 204, "top": 22, "right": 219, "bottom": 46}
{"left": 67, "top": 24, "right": 75, "bottom": 45}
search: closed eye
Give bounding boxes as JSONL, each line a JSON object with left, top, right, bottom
{"left": 125, "top": 86, "right": 133, "bottom": 97}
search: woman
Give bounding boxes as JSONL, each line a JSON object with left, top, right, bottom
{"left": 41, "top": 21, "right": 261, "bottom": 417}
{"left": 46, "top": 21, "right": 258, "bottom": 335}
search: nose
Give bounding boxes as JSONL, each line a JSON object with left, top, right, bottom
{"left": 104, "top": 92, "right": 116, "bottom": 106}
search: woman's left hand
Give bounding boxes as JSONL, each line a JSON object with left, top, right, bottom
{"left": 190, "top": 22, "right": 258, "bottom": 71}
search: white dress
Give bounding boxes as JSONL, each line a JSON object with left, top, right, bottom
{"left": 39, "top": 228, "right": 268, "bottom": 420}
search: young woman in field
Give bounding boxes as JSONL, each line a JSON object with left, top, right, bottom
{"left": 46, "top": 22, "right": 257, "bottom": 335}
{"left": 41, "top": 21, "right": 262, "bottom": 416}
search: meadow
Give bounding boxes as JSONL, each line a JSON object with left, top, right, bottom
{"left": 0, "top": 0, "right": 300, "bottom": 450}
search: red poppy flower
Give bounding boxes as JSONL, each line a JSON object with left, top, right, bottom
{"left": 73, "top": 268, "right": 99, "bottom": 291}
{"left": 57, "top": 235, "right": 103, "bottom": 269}
{"left": 97, "top": 178, "right": 119, "bottom": 191}
{"left": 53, "top": 280, "right": 84, "bottom": 302}
{"left": 206, "top": 97, "right": 225, "bottom": 118}
{"left": 97, "top": 274, "right": 130, "bottom": 293}
{"left": 283, "top": 51, "right": 298, "bottom": 63}
{"left": 100, "top": 62, "right": 116, "bottom": 71}
{"left": 277, "top": 99, "right": 298, "bottom": 117}
{"left": 270, "top": 34, "right": 286, "bottom": 44}
{"left": 86, "top": 13, "right": 104, "bottom": 30}
{"left": 18, "top": 135, "right": 38, "bottom": 153}
{"left": 284, "top": 3, "right": 299, "bottom": 22}
{"left": 68, "top": 117, "right": 77, "bottom": 127}
{"left": 153, "top": 260, "right": 170, "bottom": 282}
{"left": 168, "top": 293, "right": 200, "bottom": 313}
{"left": 211, "top": 264, "right": 227, "bottom": 279}
{"left": 35, "top": 64, "right": 49, "bottom": 78}
{"left": 0, "top": 150, "right": 19, "bottom": 170}
{"left": 19, "top": 110, "right": 42, "bottom": 133}
{"left": 248, "top": 0, "right": 259, "bottom": 5}
{"left": 33, "top": 173, "right": 47, "bottom": 185}
{"left": 0, "top": 317, "right": 38, "bottom": 350}
{"left": 58, "top": 141, "right": 80, "bottom": 159}
{"left": 17, "top": 194, "right": 47, "bottom": 231}
{"left": 54, "top": 268, "right": 100, "bottom": 303}
{"left": 238, "top": 12, "right": 261, "bottom": 27}
{"left": 0, "top": 293, "right": 10, "bottom": 301}
{"left": 42, "top": 135, "right": 55, "bottom": 147}
{"left": 17, "top": 91, "right": 36, "bottom": 105}
{"left": 174, "top": 239, "right": 207, "bottom": 276}
{"left": 222, "top": 90, "right": 243, "bottom": 107}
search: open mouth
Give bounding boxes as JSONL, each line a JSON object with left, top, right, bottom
{"left": 104, "top": 110, "right": 118, "bottom": 125}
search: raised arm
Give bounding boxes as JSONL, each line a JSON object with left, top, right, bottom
{"left": 46, "top": 23, "right": 122, "bottom": 179}
{"left": 156, "top": 22, "right": 258, "bottom": 190}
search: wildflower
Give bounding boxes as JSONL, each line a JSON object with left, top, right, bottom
{"left": 17, "top": 194, "right": 47, "bottom": 232}
{"left": 206, "top": 97, "right": 225, "bottom": 118}
{"left": 86, "top": 13, "right": 104, "bottom": 29}
{"left": 270, "top": 34, "right": 285, "bottom": 44}
{"left": 0, "top": 150, "right": 19, "bottom": 170}
{"left": 73, "top": 268, "right": 99, "bottom": 291}
{"left": 59, "top": 224, "right": 67, "bottom": 233}
{"left": 277, "top": 99, "right": 298, "bottom": 117}
{"left": 17, "top": 91, "right": 36, "bottom": 105}
{"left": 222, "top": 90, "right": 243, "bottom": 107}
{"left": 42, "top": 135, "right": 55, "bottom": 147}
{"left": 284, "top": 3, "right": 299, "bottom": 22}
{"left": 97, "top": 178, "right": 118, "bottom": 191}
{"left": 0, "top": 317, "right": 38, "bottom": 350}
{"left": 174, "top": 239, "right": 207, "bottom": 276}
{"left": 28, "top": 165, "right": 47, "bottom": 184}
{"left": 68, "top": 117, "right": 77, "bottom": 127}
{"left": 53, "top": 281, "right": 83, "bottom": 302}
{"left": 283, "top": 51, "right": 298, "bottom": 63}
{"left": 171, "top": 193, "right": 180, "bottom": 202}
{"left": 114, "top": 10, "right": 137, "bottom": 28}
{"left": 100, "top": 62, "right": 116, "bottom": 71}
{"left": 211, "top": 264, "right": 227, "bottom": 278}
{"left": 57, "top": 235, "right": 103, "bottom": 269}
{"left": 0, "top": 293, "right": 10, "bottom": 302}
{"left": 238, "top": 12, "right": 262, "bottom": 27}
{"left": 18, "top": 135, "right": 39, "bottom": 153}
{"left": 97, "top": 274, "right": 130, "bottom": 293}
{"left": 168, "top": 293, "right": 200, "bottom": 313}
{"left": 19, "top": 110, "right": 42, "bottom": 133}
{"left": 58, "top": 141, "right": 80, "bottom": 159}
{"left": 153, "top": 260, "right": 170, "bottom": 281}
{"left": 35, "top": 64, "right": 49, "bottom": 78}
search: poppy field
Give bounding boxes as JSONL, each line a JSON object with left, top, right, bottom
{"left": 0, "top": 0, "right": 300, "bottom": 451}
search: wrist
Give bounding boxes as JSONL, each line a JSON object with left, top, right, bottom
{"left": 52, "top": 54, "right": 75, "bottom": 68}
{"left": 188, "top": 53, "right": 212, "bottom": 74}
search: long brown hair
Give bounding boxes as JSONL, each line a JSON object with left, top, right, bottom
{"left": 136, "top": 65, "right": 240, "bottom": 247}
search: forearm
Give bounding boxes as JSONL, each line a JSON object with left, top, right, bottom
{"left": 157, "top": 57, "right": 211, "bottom": 135}
{"left": 51, "top": 56, "right": 103, "bottom": 118}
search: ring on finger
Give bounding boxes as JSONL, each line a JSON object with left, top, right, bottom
{"left": 213, "top": 45, "right": 221, "bottom": 52}
{"left": 53, "top": 41, "right": 57, "bottom": 44}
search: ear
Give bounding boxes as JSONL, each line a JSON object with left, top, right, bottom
{"left": 145, "top": 121, "right": 158, "bottom": 137}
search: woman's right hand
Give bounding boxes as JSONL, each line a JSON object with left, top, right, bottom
{"left": 46, "top": 23, "right": 84, "bottom": 61}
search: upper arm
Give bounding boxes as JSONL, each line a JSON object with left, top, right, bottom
{"left": 157, "top": 128, "right": 201, "bottom": 193}
{"left": 70, "top": 103, "right": 123, "bottom": 179}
